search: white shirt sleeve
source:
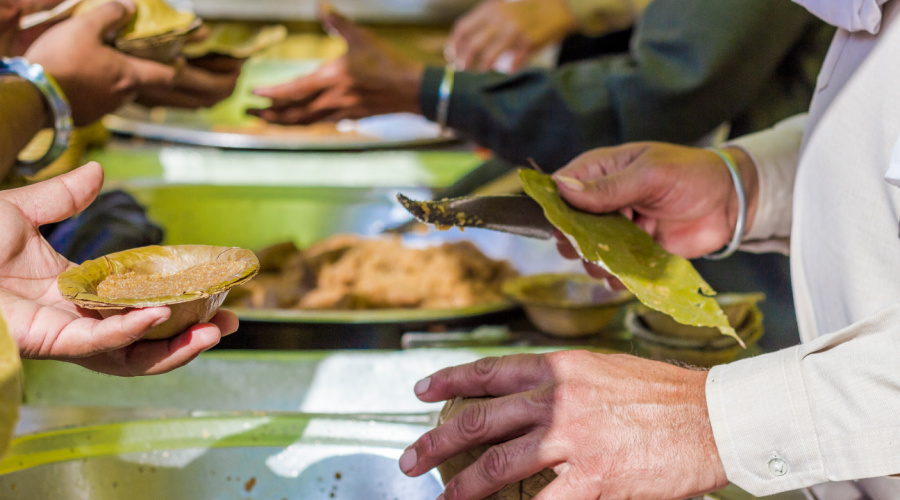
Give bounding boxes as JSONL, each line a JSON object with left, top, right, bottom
{"left": 725, "top": 114, "right": 807, "bottom": 255}
{"left": 706, "top": 301, "right": 900, "bottom": 496}
{"left": 564, "top": 0, "right": 652, "bottom": 35}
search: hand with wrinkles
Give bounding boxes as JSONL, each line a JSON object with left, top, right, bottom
{"left": 445, "top": 0, "right": 577, "bottom": 72}
{"left": 248, "top": 3, "right": 423, "bottom": 125}
{"left": 13, "top": 0, "right": 241, "bottom": 125}
{"left": 401, "top": 351, "right": 728, "bottom": 499}
{"left": 551, "top": 142, "right": 759, "bottom": 281}
{"left": 0, "top": 162, "right": 238, "bottom": 376}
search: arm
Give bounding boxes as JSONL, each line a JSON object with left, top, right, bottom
{"left": 565, "top": 0, "right": 652, "bottom": 35}
{"left": 708, "top": 302, "right": 900, "bottom": 495}
{"left": 0, "top": 76, "right": 46, "bottom": 178}
{"left": 421, "top": 0, "right": 819, "bottom": 169}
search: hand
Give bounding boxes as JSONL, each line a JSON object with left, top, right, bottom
{"left": 551, "top": 143, "right": 759, "bottom": 281}
{"left": 0, "top": 162, "right": 239, "bottom": 376}
{"left": 248, "top": 3, "right": 424, "bottom": 125}
{"left": 446, "top": 0, "right": 577, "bottom": 72}
{"left": 401, "top": 351, "right": 728, "bottom": 499}
{"left": 22, "top": 0, "right": 184, "bottom": 125}
{"left": 135, "top": 55, "right": 243, "bottom": 109}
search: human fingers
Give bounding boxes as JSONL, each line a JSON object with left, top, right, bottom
{"left": 553, "top": 230, "right": 580, "bottom": 260}
{"left": 473, "top": 28, "right": 519, "bottom": 72}
{"left": 2, "top": 161, "right": 103, "bottom": 226}
{"left": 414, "top": 354, "right": 549, "bottom": 403}
{"left": 76, "top": 320, "right": 224, "bottom": 376}
{"left": 186, "top": 54, "right": 245, "bottom": 74}
{"left": 456, "top": 23, "right": 501, "bottom": 71}
{"left": 441, "top": 434, "right": 549, "bottom": 500}
{"left": 76, "top": 0, "right": 135, "bottom": 38}
{"left": 252, "top": 67, "right": 334, "bottom": 103}
{"left": 401, "top": 394, "right": 544, "bottom": 478}
{"left": 247, "top": 104, "right": 334, "bottom": 125}
{"left": 209, "top": 309, "right": 239, "bottom": 336}
{"left": 553, "top": 163, "right": 648, "bottom": 215}
{"left": 317, "top": 1, "right": 370, "bottom": 48}
{"left": 51, "top": 307, "right": 171, "bottom": 356}
{"left": 446, "top": 4, "right": 491, "bottom": 66}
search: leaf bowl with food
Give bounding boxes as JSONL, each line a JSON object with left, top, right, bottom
{"left": 58, "top": 245, "right": 258, "bottom": 340}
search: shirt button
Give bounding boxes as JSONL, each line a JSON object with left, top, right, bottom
{"left": 768, "top": 457, "right": 788, "bottom": 476}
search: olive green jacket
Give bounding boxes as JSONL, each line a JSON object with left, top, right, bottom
{"left": 419, "top": 0, "right": 833, "bottom": 170}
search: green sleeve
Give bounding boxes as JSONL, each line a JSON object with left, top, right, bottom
{"left": 419, "top": 0, "right": 829, "bottom": 171}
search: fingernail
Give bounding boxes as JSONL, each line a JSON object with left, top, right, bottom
{"left": 399, "top": 447, "right": 417, "bottom": 473}
{"left": 150, "top": 315, "right": 168, "bottom": 328}
{"left": 554, "top": 175, "right": 585, "bottom": 191}
{"left": 414, "top": 377, "right": 431, "bottom": 396}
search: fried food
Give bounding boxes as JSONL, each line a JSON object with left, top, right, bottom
{"left": 225, "top": 235, "right": 517, "bottom": 310}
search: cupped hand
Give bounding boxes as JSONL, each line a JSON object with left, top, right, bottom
{"left": 248, "top": 3, "right": 424, "bottom": 125}
{"left": 446, "top": 0, "right": 577, "bottom": 72}
{"left": 22, "top": 0, "right": 182, "bottom": 125}
{"left": 402, "top": 351, "right": 728, "bottom": 499}
{"left": 0, "top": 162, "right": 238, "bottom": 376}
{"left": 134, "top": 55, "right": 243, "bottom": 109}
{"left": 552, "top": 143, "right": 759, "bottom": 269}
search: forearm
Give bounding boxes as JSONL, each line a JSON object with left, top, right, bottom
{"left": 419, "top": 0, "right": 816, "bottom": 171}
{"left": 707, "top": 301, "right": 900, "bottom": 495}
{"left": 0, "top": 76, "right": 47, "bottom": 180}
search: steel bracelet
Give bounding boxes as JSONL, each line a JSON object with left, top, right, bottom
{"left": 0, "top": 56, "right": 72, "bottom": 175}
{"left": 436, "top": 64, "right": 455, "bottom": 128}
{"left": 704, "top": 147, "right": 747, "bottom": 260}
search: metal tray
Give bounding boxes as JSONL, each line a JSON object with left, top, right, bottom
{"left": 105, "top": 59, "right": 456, "bottom": 150}
{"left": 0, "top": 412, "right": 443, "bottom": 499}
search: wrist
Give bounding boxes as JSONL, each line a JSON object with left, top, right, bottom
{"left": 723, "top": 146, "right": 759, "bottom": 239}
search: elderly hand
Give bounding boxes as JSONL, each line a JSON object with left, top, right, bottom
{"left": 248, "top": 3, "right": 423, "bottom": 125}
{"left": 550, "top": 142, "right": 759, "bottom": 279}
{"left": 0, "top": 162, "right": 238, "bottom": 376}
{"left": 402, "top": 351, "right": 729, "bottom": 499}
{"left": 21, "top": 0, "right": 239, "bottom": 126}
{"left": 446, "top": 0, "right": 577, "bottom": 72}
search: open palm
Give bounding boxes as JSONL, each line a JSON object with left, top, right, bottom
{"left": 0, "top": 163, "right": 237, "bottom": 376}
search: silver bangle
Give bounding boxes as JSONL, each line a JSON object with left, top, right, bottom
{"left": 436, "top": 64, "right": 455, "bottom": 128}
{"left": 704, "top": 148, "right": 747, "bottom": 260}
{"left": 0, "top": 56, "right": 72, "bottom": 175}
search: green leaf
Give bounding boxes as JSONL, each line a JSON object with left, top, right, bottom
{"left": 520, "top": 170, "right": 740, "bottom": 344}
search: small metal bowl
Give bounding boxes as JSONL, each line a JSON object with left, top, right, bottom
{"left": 625, "top": 302, "right": 764, "bottom": 367}
{"left": 503, "top": 273, "right": 635, "bottom": 338}
{"left": 632, "top": 292, "right": 765, "bottom": 341}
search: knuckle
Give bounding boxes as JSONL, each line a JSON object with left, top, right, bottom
{"left": 473, "top": 356, "right": 499, "bottom": 377}
{"left": 417, "top": 429, "right": 439, "bottom": 457}
{"left": 478, "top": 446, "right": 510, "bottom": 482}
{"left": 457, "top": 403, "right": 488, "bottom": 439}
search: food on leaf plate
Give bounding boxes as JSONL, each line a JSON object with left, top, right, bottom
{"left": 224, "top": 235, "right": 517, "bottom": 311}
{"left": 58, "top": 245, "right": 259, "bottom": 340}
{"left": 75, "top": 0, "right": 201, "bottom": 62}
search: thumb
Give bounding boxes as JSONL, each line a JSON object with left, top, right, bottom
{"left": 79, "top": 0, "right": 136, "bottom": 37}
{"left": 317, "top": 1, "right": 368, "bottom": 47}
{"left": 124, "top": 55, "right": 177, "bottom": 88}
{"left": 554, "top": 169, "right": 647, "bottom": 215}
{"left": 3, "top": 161, "right": 104, "bottom": 226}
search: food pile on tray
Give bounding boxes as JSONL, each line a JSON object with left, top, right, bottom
{"left": 224, "top": 234, "right": 518, "bottom": 311}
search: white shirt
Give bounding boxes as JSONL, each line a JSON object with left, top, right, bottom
{"left": 706, "top": 1, "right": 900, "bottom": 498}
